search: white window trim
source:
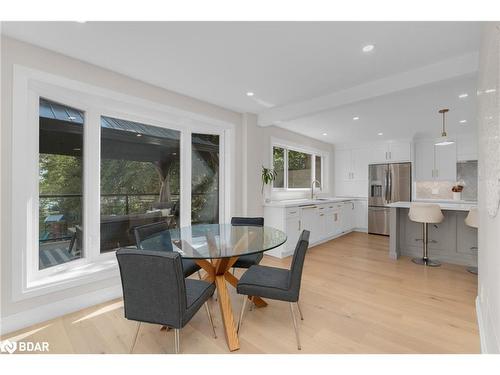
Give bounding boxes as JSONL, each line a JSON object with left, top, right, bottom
{"left": 11, "top": 65, "right": 235, "bottom": 301}
{"left": 270, "top": 137, "right": 329, "bottom": 192}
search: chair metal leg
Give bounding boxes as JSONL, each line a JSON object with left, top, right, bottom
{"left": 237, "top": 295, "right": 248, "bottom": 333}
{"left": 197, "top": 270, "right": 202, "bottom": 279}
{"left": 204, "top": 302, "right": 217, "bottom": 339}
{"left": 130, "top": 322, "right": 140, "bottom": 354}
{"left": 296, "top": 302, "right": 304, "bottom": 320}
{"left": 232, "top": 267, "right": 236, "bottom": 275}
{"left": 289, "top": 302, "right": 301, "bottom": 350}
{"left": 174, "top": 328, "right": 180, "bottom": 354}
{"left": 249, "top": 296, "right": 254, "bottom": 311}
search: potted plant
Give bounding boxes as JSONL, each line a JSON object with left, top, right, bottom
{"left": 261, "top": 166, "right": 277, "bottom": 202}
{"left": 451, "top": 182, "right": 464, "bottom": 201}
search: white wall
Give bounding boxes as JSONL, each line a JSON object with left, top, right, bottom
{"left": 243, "top": 113, "right": 334, "bottom": 217}
{"left": 0, "top": 36, "right": 243, "bottom": 332}
{"left": 476, "top": 23, "right": 500, "bottom": 353}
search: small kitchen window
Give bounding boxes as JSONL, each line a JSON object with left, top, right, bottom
{"left": 272, "top": 142, "right": 325, "bottom": 190}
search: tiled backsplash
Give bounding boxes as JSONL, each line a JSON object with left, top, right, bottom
{"left": 416, "top": 161, "right": 478, "bottom": 201}
{"left": 457, "top": 160, "right": 478, "bottom": 201}
{"left": 415, "top": 181, "right": 455, "bottom": 200}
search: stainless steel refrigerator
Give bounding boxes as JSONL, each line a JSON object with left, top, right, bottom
{"left": 368, "top": 162, "right": 411, "bottom": 235}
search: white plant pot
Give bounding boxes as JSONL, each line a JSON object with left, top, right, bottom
{"left": 452, "top": 192, "right": 462, "bottom": 201}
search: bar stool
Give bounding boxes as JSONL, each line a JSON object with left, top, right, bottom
{"left": 465, "top": 207, "right": 478, "bottom": 275}
{"left": 408, "top": 203, "right": 444, "bottom": 267}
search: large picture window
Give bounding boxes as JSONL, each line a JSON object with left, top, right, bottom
{"left": 272, "top": 143, "right": 324, "bottom": 190}
{"left": 13, "top": 68, "right": 232, "bottom": 298}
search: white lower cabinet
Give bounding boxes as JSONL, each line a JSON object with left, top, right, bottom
{"left": 264, "top": 200, "right": 361, "bottom": 258}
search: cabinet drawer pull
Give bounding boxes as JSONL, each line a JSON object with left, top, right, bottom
{"left": 320, "top": 214, "right": 324, "bottom": 216}
{"left": 289, "top": 211, "right": 297, "bottom": 214}
{"left": 470, "top": 246, "right": 478, "bottom": 250}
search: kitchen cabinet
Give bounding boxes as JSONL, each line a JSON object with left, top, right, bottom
{"left": 457, "top": 135, "right": 478, "bottom": 161}
{"left": 354, "top": 199, "right": 368, "bottom": 230}
{"left": 370, "top": 142, "right": 411, "bottom": 163}
{"left": 334, "top": 148, "right": 369, "bottom": 197}
{"left": 263, "top": 199, "right": 360, "bottom": 258}
{"left": 340, "top": 201, "right": 355, "bottom": 233}
{"left": 415, "top": 140, "right": 456, "bottom": 181}
{"left": 334, "top": 142, "right": 411, "bottom": 198}
{"left": 299, "top": 205, "right": 321, "bottom": 244}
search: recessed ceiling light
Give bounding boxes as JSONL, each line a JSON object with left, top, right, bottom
{"left": 136, "top": 134, "right": 142, "bottom": 137}
{"left": 377, "top": 132, "right": 383, "bottom": 136}
{"left": 458, "top": 93, "right": 468, "bottom": 99}
{"left": 353, "top": 116, "right": 360, "bottom": 121}
{"left": 322, "top": 133, "right": 328, "bottom": 136}
{"left": 246, "top": 92, "right": 254, "bottom": 97}
{"left": 459, "top": 120, "right": 467, "bottom": 124}
{"left": 362, "top": 44, "right": 375, "bottom": 53}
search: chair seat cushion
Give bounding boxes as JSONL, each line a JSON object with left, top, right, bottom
{"left": 182, "top": 259, "right": 201, "bottom": 278}
{"left": 183, "top": 279, "right": 215, "bottom": 326}
{"left": 237, "top": 265, "right": 296, "bottom": 302}
{"left": 232, "top": 253, "right": 263, "bottom": 269}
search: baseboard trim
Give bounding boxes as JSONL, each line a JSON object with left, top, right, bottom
{"left": 476, "top": 295, "right": 500, "bottom": 353}
{"left": 0, "top": 284, "right": 123, "bottom": 336}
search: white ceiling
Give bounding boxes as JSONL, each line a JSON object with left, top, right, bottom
{"left": 2, "top": 21, "right": 482, "bottom": 143}
{"left": 284, "top": 74, "right": 478, "bottom": 144}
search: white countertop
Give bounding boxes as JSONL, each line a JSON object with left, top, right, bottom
{"left": 264, "top": 196, "right": 365, "bottom": 208}
{"left": 387, "top": 201, "right": 476, "bottom": 211}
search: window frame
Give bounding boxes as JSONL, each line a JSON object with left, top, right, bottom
{"left": 11, "top": 66, "right": 234, "bottom": 300}
{"left": 270, "top": 138, "right": 327, "bottom": 191}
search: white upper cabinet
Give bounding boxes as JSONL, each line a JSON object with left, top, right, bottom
{"left": 371, "top": 145, "right": 389, "bottom": 164}
{"left": 388, "top": 142, "right": 412, "bottom": 162}
{"left": 435, "top": 142, "right": 457, "bottom": 181}
{"left": 415, "top": 141, "right": 435, "bottom": 181}
{"left": 334, "top": 148, "right": 352, "bottom": 181}
{"left": 351, "top": 148, "right": 371, "bottom": 180}
{"left": 334, "top": 148, "right": 370, "bottom": 197}
{"left": 415, "top": 140, "right": 456, "bottom": 181}
{"left": 369, "top": 142, "right": 411, "bottom": 163}
{"left": 456, "top": 134, "right": 478, "bottom": 161}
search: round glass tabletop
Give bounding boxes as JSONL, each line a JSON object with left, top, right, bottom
{"left": 139, "top": 224, "right": 287, "bottom": 259}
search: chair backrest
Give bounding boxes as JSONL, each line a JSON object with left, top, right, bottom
{"left": 231, "top": 217, "right": 264, "bottom": 226}
{"left": 134, "top": 221, "right": 172, "bottom": 251}
{"left": 116, "top": 249, "right": 186, "bottom": 328}
{"left": 288, "top": 230, "right": 310, "bottom": 300}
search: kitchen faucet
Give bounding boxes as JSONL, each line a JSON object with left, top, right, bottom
{"left": 311, "top": 179, "right": 322, "bottom": 199}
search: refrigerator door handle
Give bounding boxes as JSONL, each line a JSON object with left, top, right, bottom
{"left": 388, "top": 167, "right": 392, "bottom": 203}
{"left": 385, "top": 169, "right": 390, "bottom": 203}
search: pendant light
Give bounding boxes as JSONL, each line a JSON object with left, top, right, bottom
{"left": 435, "top": 108, "right": 455, "bottom": 146}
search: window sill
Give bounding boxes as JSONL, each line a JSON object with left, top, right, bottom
{"left": 14, "top": 257, "right": 120, "bottom": 302}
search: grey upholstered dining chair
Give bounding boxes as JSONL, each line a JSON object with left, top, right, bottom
{"left": 116, "top": 249, "right": 217, "bottom": 354}
{"left": 134, "top": 221, "right": 201, "bottom": 278}
{"left": 236, "top": 230, "right": 310, "bottom": 350}
{"left": 231, "top": 217, "right": 265, "bottom": 273}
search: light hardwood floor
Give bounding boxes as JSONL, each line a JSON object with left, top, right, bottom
{"left": 2, "top": 232, "right": 480, "bottom": 354}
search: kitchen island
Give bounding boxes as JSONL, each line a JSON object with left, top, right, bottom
{"left": 387, "top": 201, "right": 478, "bottom": 266}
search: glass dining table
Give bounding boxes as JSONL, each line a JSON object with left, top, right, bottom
{"left": 139, "top": 223, "right": 287, "bottom": 351}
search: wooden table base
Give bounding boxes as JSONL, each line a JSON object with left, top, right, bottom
{"left": 194, "top": 257, "right": 267, "bottom": 351}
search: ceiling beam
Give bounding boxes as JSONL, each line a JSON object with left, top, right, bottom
{"left": 258, "top": 52, "right": 479, "bottom": 126}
